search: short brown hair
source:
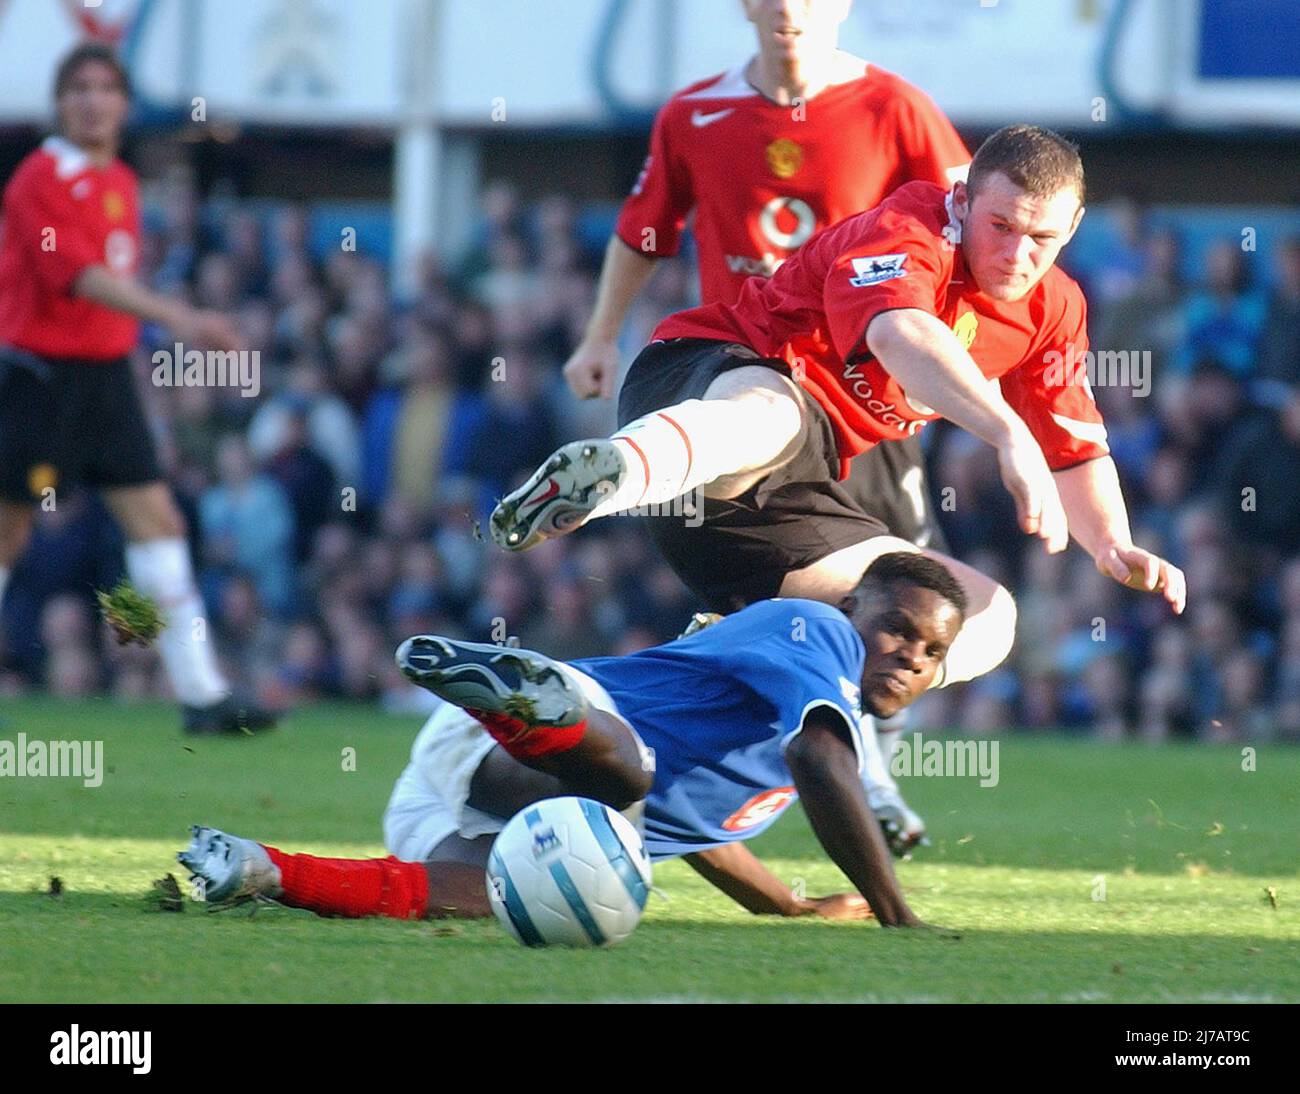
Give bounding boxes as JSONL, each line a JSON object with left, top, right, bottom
{"left": 54, "top": 42, "right": 132, "bottom": 101}
{"left": 967, "top": 124, "right": 1085, "bottom": 206}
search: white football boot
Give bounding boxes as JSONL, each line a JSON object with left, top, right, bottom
{"left": 396, "top": 636, "right": 587, "bottom": 729}
{"left": 178, "top": 825, "right": 283, "bottom": 905}
{"left": 489, "top": 438, "right": 627, "bottom": 552}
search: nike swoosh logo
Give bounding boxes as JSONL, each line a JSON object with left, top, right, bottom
{"left": 527, "top": 479, "right": 560, "bottom": 508}
{"left": 691, "top": 108, "right": 734, "bottom": 127}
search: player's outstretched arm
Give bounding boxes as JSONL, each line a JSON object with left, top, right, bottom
{"left": 1053, "top": 456, "right": 1186, "bottom": 614}
{"left": 683, "top": 842, "right": 871, "bottom": 920}
{"left": 784, "top": 708, "right": 921, "bottom": 927}
{"left": 74, "top": 265, "right": 244, "bottom": 352}
{"left": 563, "top": 236, "right": 659, "bottom": 400}
{"left": 866, "top": 308, "right": 1068, "bottom": 553}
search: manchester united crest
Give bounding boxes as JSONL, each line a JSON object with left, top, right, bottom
{"left": 952, "top": 309, "right": 979, "bottom": 349}
{"left": 103, "top": 190, "right": 126, "bottom": 222}
{"left": 765, "top": 138, "right": 803, "bottom": 179}
{"left": 27, "top": 463, "right": 58, "bottom": 498}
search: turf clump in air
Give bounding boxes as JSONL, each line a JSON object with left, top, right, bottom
{"left": 97, "top": 580, "right": 165, "bottom": 647}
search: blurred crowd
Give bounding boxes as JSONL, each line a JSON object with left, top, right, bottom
{"left": 1, "top": 164, "right": 1297, "bottom": 743}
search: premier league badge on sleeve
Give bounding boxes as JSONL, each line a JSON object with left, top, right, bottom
{"left": 849, "top": 253, "right": 908, "bottom": 287}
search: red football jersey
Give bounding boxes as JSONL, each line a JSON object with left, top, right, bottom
{"left": 0, "top": 136, "right": 140, "bottom": 360}
{"left": 615, "top": 54, "right": 970, "bottom": 305}
{"left": 655, "top": 180, "right": 1108, "bottom": 478}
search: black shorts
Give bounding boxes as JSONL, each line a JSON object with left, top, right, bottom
{"left": 617, "top": 338, "right": 889, "bottom": 613}
{"left": 0, "top": 348, "right": 162, "bottom": 505}
{"left": 839, "top": 432, "right": 949, "bottom": 553}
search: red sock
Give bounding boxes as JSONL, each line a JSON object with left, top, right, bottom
{"left": 467, "top": 708, "right": 587, "bottom": 760}
{"left": 262, "top": 847, "right": 429, "bottom": 919}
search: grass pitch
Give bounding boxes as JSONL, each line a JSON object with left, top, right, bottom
{"left": 0, "top": 698, "right": 1296, "bottom": 1003}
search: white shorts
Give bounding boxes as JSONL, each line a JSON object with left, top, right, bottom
{"left": 382, "top": 664, "right": 644, "bottom": 862}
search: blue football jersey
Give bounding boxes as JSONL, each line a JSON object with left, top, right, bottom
{"left": 573, "top": 599, "right": 866, "bottom": 859}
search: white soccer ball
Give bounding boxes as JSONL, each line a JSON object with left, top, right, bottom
{"left": 486, "top": 796, "right": 652, "bottom": 947}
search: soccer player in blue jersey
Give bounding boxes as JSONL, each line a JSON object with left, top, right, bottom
{"left": 180, "top": 553, "right": 963, "bottom": 927}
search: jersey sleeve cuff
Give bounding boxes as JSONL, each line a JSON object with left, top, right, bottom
{"left": 781, "top": 699, "right": 866, "bottom": 774}
{"left": 1048, "top": 450, "right": 1111, "bottom": 473}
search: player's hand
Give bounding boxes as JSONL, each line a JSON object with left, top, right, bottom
{"left": 795, "top": 893, "right": 875, "bottom": 920}
{"left": 1095, "top": 542, "right": 1187, "bottom": 615}
{"left": 995, "top": 426, "right": 1068, "bottom": 553}
{"left": 563, "top": 338, "right": 620, "bottom": 400}
{"left": 176, "top": 308, "right": 246, "bottom": 354}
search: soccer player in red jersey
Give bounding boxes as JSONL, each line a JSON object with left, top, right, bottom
{"left": 0, "top": 44, "right": 275, "bottom": 734}
{"left": 492, "top": 126, "right": 1186, "bottom": 694}
{"left": 564, "top": 0, "right": 969, "bottom": 550}
{"left": 562, "top": 0, "right": 971, "bottom": 854}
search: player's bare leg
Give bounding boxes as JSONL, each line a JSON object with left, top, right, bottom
{"left": 423, "top": 838, "right": 496, "bottom": 918}
{"left": 101, "top": 481, "right": 187, "bottom": 541}
{"left": 460, "top": 707, "right": 648, "bottom": 815}
{"left": 102, "top": 481, "right": 274, "bottom": 734}
{"left": 490, "top": 365, "right": 805, "bottom": 551}
{"left": 396, "top": 636, "right": 653, "bottom": 808}
{"left": 0, "top": 500, "right": 35, "bottom": 615}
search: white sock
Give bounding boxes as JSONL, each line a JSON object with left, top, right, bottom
{"left": 590, "top": 399, "right": 767, "bottom": 518}
{"left": 858, "top": 713, "right": 903, "bottom": 809}
{"left": 125, "top": 538, "right": 229, "bottom": 707}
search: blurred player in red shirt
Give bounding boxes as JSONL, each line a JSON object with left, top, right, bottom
{"left": 493, "top": 125, "right": 1186, "bottom": 696}
{"left": 565, "top": 0, "right": 969, "bottom": 551}
{"left": 0, "top": 43, "right": 274, "bottom": 734}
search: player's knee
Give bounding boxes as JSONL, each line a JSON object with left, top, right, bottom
{"left": 162, "top": 504, "right": 188, "bottom": 539}
{"left": 935, "top": 581, "right": 1017, "bottom": 688}
{"left": 629, "top": 762, "right": 654, "bottom": 802}
{"left": 108, "top": 483, "right": 188, "bottom": 542}
{"left": 982, "top": 583, "right": 1017, "bottom": 670}
{"left": 580, "top": 747, "right": 652, "bottom": 810}
{"left": 141, "top": 499, "right": 187, "bottom": 541}
{"left": 0, "top": 504, "right": 35, "bottom": 564}
{"left": 602, "top": 762, "right": 653, "bottom": 810}
{"left": 581, "top": 710, "right": 653, "bottom": 805}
